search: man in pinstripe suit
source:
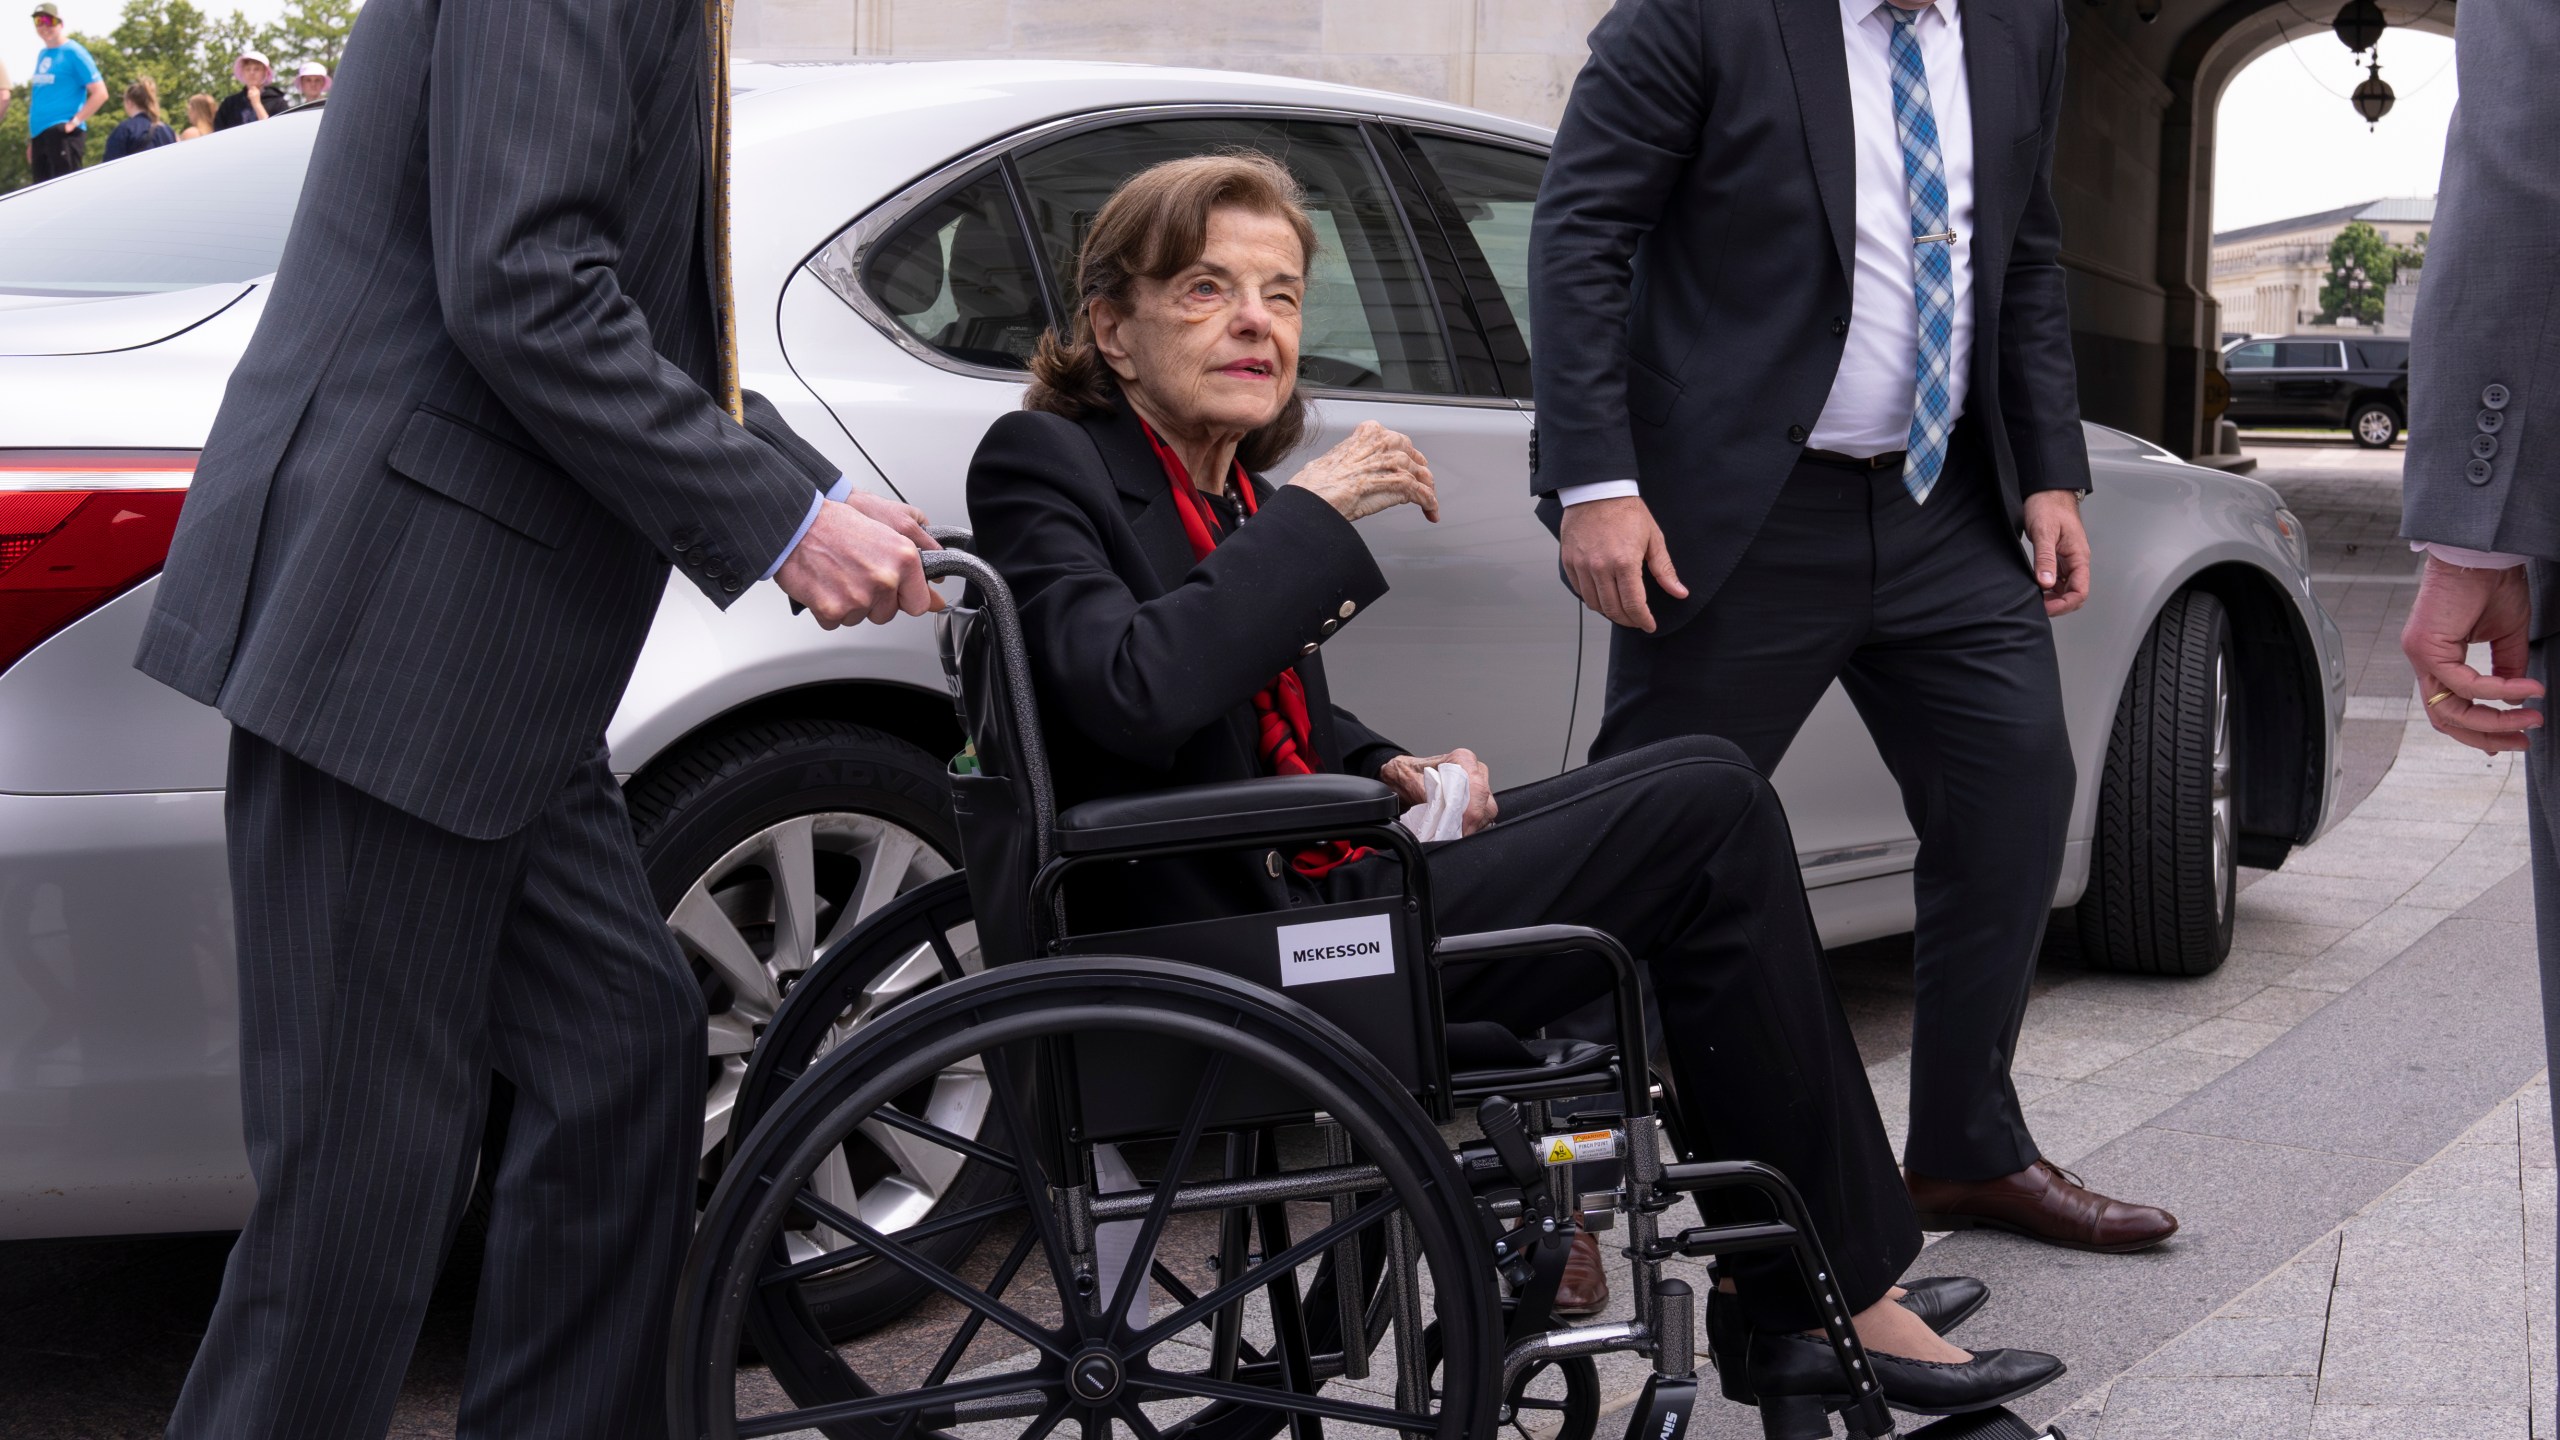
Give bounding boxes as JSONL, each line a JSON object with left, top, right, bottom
{"left": 131, "top": 0, "right": 936, "bottom": 1434}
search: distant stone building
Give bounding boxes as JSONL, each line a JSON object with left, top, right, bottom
{"left": 2209, "top": 195, "right": 2432, "bottom": 338}
{"left": 732, "top": 0, "right": 1615, "bottom": 128}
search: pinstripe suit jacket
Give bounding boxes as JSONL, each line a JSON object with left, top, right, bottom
{"left": 2399, "top": 0, "right": 2560, "bottom": 632}
{"left": 134, "top": 0, "right": 835, "bottom": 840}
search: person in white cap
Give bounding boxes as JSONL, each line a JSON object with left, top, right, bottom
{"left": 287, "top": 59, "right": 328, "bottom": 109}
{"left": 213, "top": 48, "right": 283, "bottom": 129}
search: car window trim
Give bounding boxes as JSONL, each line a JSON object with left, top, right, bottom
{"left": 804, "top": 102, "right": 1539, "bottom": 407}
{"left": 1360, "top": 121, "right": 1507, "bottom": 400}
{"left": 1387, "top": 124, "right": 1540, "bottom": 401}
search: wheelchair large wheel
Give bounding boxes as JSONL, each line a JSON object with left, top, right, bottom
{"left": 723, "top": 872, "right": 1012, "bottom": 1338}
{"left": 673, "top": 957, "right": 1499, "bottom": 1440}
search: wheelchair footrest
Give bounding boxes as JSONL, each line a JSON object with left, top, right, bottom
{"left": 1664, "top": 1221, "right": 1801, "bottom": 1259}
{"left": 1907, "top": 1409, "right": 2061, "bottom": 1440}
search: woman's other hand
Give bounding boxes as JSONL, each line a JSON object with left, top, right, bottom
{"left": 1377, "top": 748, "right": 1496, "bottom": 835}
{"left": 1288, "top": 421, "right": 1438, "bottom": 523}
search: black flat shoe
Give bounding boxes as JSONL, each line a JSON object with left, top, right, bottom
{"left": 1745, "top": 1331, "right": 2065, "bottom": 1417}
{"left": 1898, "top": 1275, "right": 1990, "bottom": 1335}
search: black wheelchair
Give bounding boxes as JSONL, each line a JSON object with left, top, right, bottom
{"left": 669, "top": 537, "right": 2057, "bottom": 1440}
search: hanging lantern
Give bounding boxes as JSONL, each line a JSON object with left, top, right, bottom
{"left": 2333, "top": 0, "right": 2387, "bottom": 53}
{"left": 2352, "top": 58, "right": 2396, "bottom": 127}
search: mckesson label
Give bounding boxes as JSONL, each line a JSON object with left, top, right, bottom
{"left": 1274, "top": 913, "right": 1397, "bottom": 987}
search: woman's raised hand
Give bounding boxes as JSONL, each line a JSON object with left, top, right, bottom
{"left": 1287, "top": 421, "right": 1438, "bottom": 523}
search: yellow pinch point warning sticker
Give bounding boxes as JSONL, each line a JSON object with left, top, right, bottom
{"left": 1539, "top": 1130, "right": 1618, "bottom": 1166}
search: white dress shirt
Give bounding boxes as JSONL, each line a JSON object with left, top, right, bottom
{"left": 1559, "top": 0, "right": 1977, "bottom": 507}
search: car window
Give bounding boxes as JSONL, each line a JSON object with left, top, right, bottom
{"left": 856, "top": 167, "right": 1049, "bottom": 371}
{"left": 2354, "top": 341, "right": 2409, "bottom": 370}
{"left": 1012, "top": 118, "right": 1456, "bottom": 395}
{"left": 2274, "top": 341, "right": 2343, "bottom": 369}
{"left": 0, "top": 109, "right": 320, "bottom": 297}
{"left": 2224, "top": 342, "right": 2275, "bottom": 369}
{"left": 1407, "top": 134, "right": 1544, "bottom": 351}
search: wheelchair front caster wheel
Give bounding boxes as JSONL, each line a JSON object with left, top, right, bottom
{"left": 1424, "top": 1319, "right": 1601, "bottom": 1440}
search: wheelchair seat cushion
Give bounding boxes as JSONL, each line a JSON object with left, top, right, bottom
{"left": 1444, "top": 1020, "right": 1617, "bottom": 1092}
{"left": 1054, "top": 773, "right": 1400, "bottom": 855}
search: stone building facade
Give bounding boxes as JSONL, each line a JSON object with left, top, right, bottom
{"left": 732, "top": 0, "right": 1616, "bottom": 128}
{"left": 2209, "top": 195, "right": 2433, "bottom": 338}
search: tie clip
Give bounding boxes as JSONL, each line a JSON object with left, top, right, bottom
{"left": 1912, "top": 230, "right": 1957, "bottom": 246}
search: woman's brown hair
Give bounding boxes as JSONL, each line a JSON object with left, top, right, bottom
{"left": 125, "top": 75, "right": 162, "bottom": 125}
{"left": 1024, "top": 151, "right": 1321, "bottom": 474}
{"left": 184, "top": 93, "right": 216, "bottom": 133}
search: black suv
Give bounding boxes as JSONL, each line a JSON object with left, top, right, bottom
{"left": 2222, "top": 334, "right": 2410, "bottom": 448}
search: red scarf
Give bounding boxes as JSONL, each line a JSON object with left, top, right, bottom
{"left": 1142, "top": 421, "right": 1369, "bottom": 879}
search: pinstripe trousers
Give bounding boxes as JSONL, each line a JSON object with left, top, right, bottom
{"left": 169, "top": 729, "right": 703, "bottom": 1439}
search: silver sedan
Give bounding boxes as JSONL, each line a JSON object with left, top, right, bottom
{"left": 0, "top": 62, "right": 2341, "bottom": 1299}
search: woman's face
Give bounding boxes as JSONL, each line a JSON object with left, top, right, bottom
{"left": 1095, "top": 206, "right": 1304, "bottom": 441}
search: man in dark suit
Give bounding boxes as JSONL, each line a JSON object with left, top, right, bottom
{"left": 1530, "top": 0, "right": 2176, "bottom": 1251}
{"left": 133, "top": 0, "right": 936, "bottom": 1434}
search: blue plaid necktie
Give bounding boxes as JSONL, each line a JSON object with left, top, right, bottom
{"left": 1885, "top": 4, "right": 1953, "bottom": 504}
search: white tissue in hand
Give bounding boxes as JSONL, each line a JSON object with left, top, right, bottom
{"left": 1397, "top": 761, "right": 1471, "bottom": 842}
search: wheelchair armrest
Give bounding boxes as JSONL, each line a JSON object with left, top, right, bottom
{"left": 1054, "top": 774, "right": 1400, "bottom": 856}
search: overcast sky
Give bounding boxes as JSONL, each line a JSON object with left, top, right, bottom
{"left": 2213, "top": 28, "right": 2457, "bottom": 234}
{"left": 15, "top": 1, "right": 2456, "bottom": 242}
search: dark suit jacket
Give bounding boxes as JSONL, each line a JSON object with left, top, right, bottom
{"left": 1528, "top": 0, "right": 2091, "bottom": 632}
{"left": 135, "top": 0, "right": 836, "bottom": 840}
{"left": 965, "top": 402, "right": 1406, "bottom": 921}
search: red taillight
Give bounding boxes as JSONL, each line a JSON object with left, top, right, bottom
{"left": 0, "top": 450, "right": 195, "bottom": 676}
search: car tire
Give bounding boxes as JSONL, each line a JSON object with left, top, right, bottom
{"left": 2350, "top": 400, "right": 2403, "bottom": 449}
{"left": 2077, "top": 590, "right": 2239, "bottom": 976}
{"left": 624, "top": 715, "right": 981, "bottom": 1336}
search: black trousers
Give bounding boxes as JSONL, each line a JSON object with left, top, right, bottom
{"left": 169, "top": 730, "right": 702, "bottom": 1440}
{"left": 1593, "top": 453, "right": 2074, "bottom": 1182}
{"left": 29, "top": 123, "right": 84, "bottom": 181}
{"left": 1334, "top": 737, "right": 1920, "bottom": 1329}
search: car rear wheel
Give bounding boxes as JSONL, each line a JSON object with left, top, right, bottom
{"left": 625, "top": 716, "right": 982, "bottom": 1333}
{"left": 2350, "top": 400, "right": 2403, "bottom": 449}
{"left": 2077, "top": 590, "right": 2239, "bottom": 976}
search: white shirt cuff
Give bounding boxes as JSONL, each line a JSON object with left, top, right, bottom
{"left": 1556, "top": 480, "right": 1643, "bottom": 507}
{"left": 761, "top": 475, "right": 858, "bottom": 582}
{"left": 2411, "top": 541, "right": 2529, "bottom": 571}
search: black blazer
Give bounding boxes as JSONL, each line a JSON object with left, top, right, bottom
{"left": 135, "top": 0, "right": 835, "bottom": 840}
{"left": 1528, "top": 0, "right": 2091, "bottom": 632}
{"left": 965, "top": 403, "right": 1407, "bottom": 920}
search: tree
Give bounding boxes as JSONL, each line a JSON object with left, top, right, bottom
{"left": 0, "top": 0, "right": 360, "bottom": 195}
{"left": 2317, "top": 220, "right": 2422, "bottom": 327}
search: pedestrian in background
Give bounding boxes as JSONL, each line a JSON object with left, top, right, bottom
{"left": 286, "top": 60, "right": 328, "bottom": 109}
{"left": 103, "top": 76, "right": 176, "bottom": 161}
{"left": 179, "top": 92, "right": 215, "bottom": 140}
{"left": 213, "top": 48, "right": 282, "bottom": 130}
{"left": 26, "top": 2, "right": 107, "bottom": 182}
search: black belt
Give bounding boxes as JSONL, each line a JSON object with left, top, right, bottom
{"left": 1800, "top": 447, "right": 1906, "bottom": 472}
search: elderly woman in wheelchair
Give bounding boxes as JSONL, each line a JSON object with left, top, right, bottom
{"left": 669, "top": 153, "right": 2065, "bottom": 1440}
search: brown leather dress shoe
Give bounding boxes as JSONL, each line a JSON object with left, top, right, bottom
{"left": 1554, "top": 1229, "right": 1610, "bottom": 1316}
{"left": 1906, "top": 1160, "right": 2179, "bottom": 1253}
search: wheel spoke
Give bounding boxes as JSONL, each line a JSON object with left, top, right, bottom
{"left": 804, "top": 1143, "right": 859, "bottom": 1249}
{"left": 859, "top": 1112, "right": 970, "bottom": 1199}
{"left": 864, "top": 1092, "right": 1015, "bottom": 1170}
{"left": 764, "top": 1191, "right": 1030, "bottom": 1288}
{"left": 1109, "top": 1052, "right": 1228, "bottom": 1344}
{"left": 706, "top": 1011, "right": 758, "bottom": 1058}
{"left": 986, "top": 1044, "right": 1093, "bottom": 1341}
{"left": 857, "top": 825, "right": 925, "bottom": 925}
{"left": 736, "top": 1368, "right": 1054, "bottom": 1438}
{"left": 1149, "top": 1262, "right": 1270, "bottom": 1363}
{"left": 1136, "top": 1367, "right": 1435, "bottom": 1432}
{"left": 671, "top": 885, "right": 779, "bottom": 1022}
{"left": 1133, "top": 1192, "right": 1401, "bottom": 1353}
{"left": 788, "top": 1186, "right": 1071, "bottom": 1361}
{"left": 702, "top": 1059, "right": 743, "bottom": 1157}
{"left": 1116, "top": 1399, "right": 1171, "bottom": 1440}
{"left": 767, "top": 815, "right": 820, "bottom": 976}
{"left": 856, "top": 941, "right": 948, "bottom": 1025}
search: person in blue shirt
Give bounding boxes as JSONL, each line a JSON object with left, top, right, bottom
{"left": 26, "top": 3, "right": 108, "bottom": 182}
{"left": 102, "top": 76, "right": 176, "bottom": 161}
